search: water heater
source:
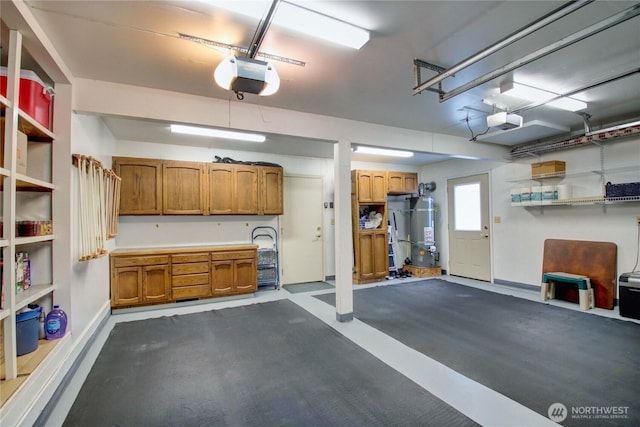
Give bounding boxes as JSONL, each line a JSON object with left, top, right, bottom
{"left": 408, "top": 182, "right": 439, "bottom": 267}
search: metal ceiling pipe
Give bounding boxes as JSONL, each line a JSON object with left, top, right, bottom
{"left": 413, "top": 0, "right": 594, "bottom": 95}
{"left": 440, "top": 3, "right": 640, "bottom": 102}
{"left": 248, "top": 0, "right": 281, "bottom": 58}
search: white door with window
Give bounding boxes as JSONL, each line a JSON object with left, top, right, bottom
{"left": 281, "top": 175, "right": 324, "bottom": 284}
{"left": 447, "top": 173, "right": 491, "bottom": 281}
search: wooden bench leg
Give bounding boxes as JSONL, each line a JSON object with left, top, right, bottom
{"left": 579, "top": 288, "right": 595, "bottom": 310}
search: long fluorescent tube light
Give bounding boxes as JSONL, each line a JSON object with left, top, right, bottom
{"left": 209, "top": 1, "right": 369, "bottom": 49}
{"left": 170, "top": 124, "right": 266, "bottom": 142}
{"left": 501, "top": 82, "right": 587, "bottom": 112}
{"left": 354, "top": 146, "right": 413, "bottom": 158}
{"left": 274, "top": 2, "right": 370, "bottom": 49}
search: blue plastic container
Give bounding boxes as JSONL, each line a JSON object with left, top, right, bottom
{"left": 16, "top": 307, "right": 42, "bottom": 355}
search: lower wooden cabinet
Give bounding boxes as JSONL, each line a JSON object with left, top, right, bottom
{"left": 211, "top": 250, "right": 257, "bottom": 295}
{"left": 355, "top": 231, "right": 388, "bottom": 282}
{"left": 110, "top": 245, "right": 257, "bottom": 308}
{"left": 111, "top": 256, "right": 171, "bottom": 306}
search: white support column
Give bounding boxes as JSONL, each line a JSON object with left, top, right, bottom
{"left": 334, "top": 140, "right": 353, "bottom": 322}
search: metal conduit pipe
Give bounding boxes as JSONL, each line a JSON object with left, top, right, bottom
{"left": 440, "top": 3, "right": 640, "bottom": 102}
{"left": 508, "top": 122, "right": 640, "bottom": 158}
{"left": 413, "top": 0, "right": 594, "bottom": 95}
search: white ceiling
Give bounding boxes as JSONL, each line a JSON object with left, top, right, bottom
{"left": 6, "top": 1, "right": 640, "bottom": 165}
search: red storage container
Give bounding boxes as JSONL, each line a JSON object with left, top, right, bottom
{"left": 1, "top": 67, "right": 53, "bottom": 130}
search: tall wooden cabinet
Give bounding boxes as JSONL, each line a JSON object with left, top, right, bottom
{"left": 351, "top": 169, "right": 418, "bottom": 284}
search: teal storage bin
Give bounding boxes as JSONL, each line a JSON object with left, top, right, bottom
{"left": 16, "top": 307, "right": 41, "bottom": 356}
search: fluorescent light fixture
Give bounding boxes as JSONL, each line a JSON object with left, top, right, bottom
{"left": 170, "top": 124, "right": 266, "bottom": 142}
{"left": 274, "top": 2, "right": 370, "bottom": 49}
{"left": 214, "top": 55, "right": 280, "bottom": 96}
{"left": 354, "top": 146, "right": 413, "bottom": 158}
{"left": 210, "top": 1, "right": 370, "bottom": 49}
{"left": 500, "top": 81, "right": 587, "bottom": 112}
{"left": 545, "top": 97, "right": 587, "bottom": 111}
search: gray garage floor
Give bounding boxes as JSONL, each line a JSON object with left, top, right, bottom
{"left": 44, "top": 275, "right": 639, "bottom": 426}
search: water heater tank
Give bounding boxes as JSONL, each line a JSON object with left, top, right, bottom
{"left": 409, "top": 195, "right": 438, "bottom": 267}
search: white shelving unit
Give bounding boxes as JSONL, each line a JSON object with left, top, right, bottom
{"left": 508, "top": 165, "right": 640, "bottom": 209}
{"left": 1, "top": 25, "right": 58, "bottom": 404}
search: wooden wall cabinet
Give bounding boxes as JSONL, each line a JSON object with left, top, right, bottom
{"left": 113, "top": 157, "right": 282, "bottom": 216}
{"left": 259, "top": 166, "right": 284, "bottom": 215}
{"left": 110, "top": 255, "right": 171, "bottom": 307}
{"left": 163, "top": 161, "right": 205, "bottom": 214}
{"left": 207, "top": 164, "right": 259, "bottom": 215}
{"left": 387, "top": 172, "right": 418, "bottom": 195}
{"left": 352, "top": 170, "right": 387, "bottom": 202}
{"left": 110, "top": 245, "right": 257, "bottom": 308}
{"left": 113, "top": 157, "right": 163, "bottom": 215}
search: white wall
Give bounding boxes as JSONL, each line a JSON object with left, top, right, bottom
{"left": 69, "top": 114, "right": 117, "bottom": 335}
{"left": 423, "top": 137, "right": 640, "bottom": 289}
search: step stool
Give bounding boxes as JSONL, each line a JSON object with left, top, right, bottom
{"left": 541, "top": 272, "right": 594, "bottom": 310}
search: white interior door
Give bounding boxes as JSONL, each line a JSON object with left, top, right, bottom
{"left": 447, "top": 173, "right": 491, "bottom": 281}
{"left": 281, "top": 175, "right": 324, "bottom": 284}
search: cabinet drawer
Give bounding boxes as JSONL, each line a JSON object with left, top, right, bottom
{"left": 113, "top": 255, "right": 169, "bottom": 267}
{"left": 172, "top": 285, "right": 210, "bottom": 300}
{"left": 211, "top": 250, "right": 255, "bottom": 261}
{"left": 172, "top": 273, "right": 210, "bottom": 287}
{"left": 171, "top": 253, "right": 209, "bottom": 263}
{"left": 172, "top": 262, "right": 209, "bottom": 275}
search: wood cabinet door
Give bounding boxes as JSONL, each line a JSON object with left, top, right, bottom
{"left": 372, "top": 231, "right": 389, "bottom": 277}
{"left": 142, "top": 264, "right": 171, "bottom": 303}
{"left": 112, "top": 266, "right": 142, "bottom": 306}
{"left": 113, "top": 157, "right": 162, "bottom": 215}
{"left": 259, "top": 166, "right": 283, "bottom": 215}
{"left": 357, "top": 234, "right": 375, "bottom": 279}
{"left": 235, "top": 166, "right": 259, "bottom": 214}
{"left": 371, "top": 171, "right": 387, "bottom": 202}
{"left": 387, "top": 172, "right": 404, "bottom": 193}
{"left": 403, "top": 173, "right": 418, "bottom": 193}
{"left": 208, "top": 164, "right": 234, "bottom": 214}
{"left": 356, "top": 171, "right": 373, "bottom": 202}
{"left": 211, "top": 260, "right": 234, "bottom": 295}
{"left": 163, "top": 161, "right": 205, "bottom": 214}
{"left": 235, "top": 258, "right": 257, "bottom": 293}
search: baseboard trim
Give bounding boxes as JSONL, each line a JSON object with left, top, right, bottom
{"left": 494, "top": 279, "right": 539, "bottom": 292}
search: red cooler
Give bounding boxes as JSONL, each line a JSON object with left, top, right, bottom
{"left": 1, "top": 67, "right": 53, "bottom": 130}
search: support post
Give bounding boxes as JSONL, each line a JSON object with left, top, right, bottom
{"left": 334, "top": 140, "right": 353, "bottom": 322}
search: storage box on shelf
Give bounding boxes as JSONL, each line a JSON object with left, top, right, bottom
{"left": 0, "top": 67, "right": 54, "bottom": 131}
{"left": 531, "top": 160, "right": 565, "bottom": 178}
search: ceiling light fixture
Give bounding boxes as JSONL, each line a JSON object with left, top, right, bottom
{"left": 274, "top": 2, "right": 370, "bottom": 49}
{"left": 500, "top": 81, "right": 587, "bottom": 112}
{"left": 214, "top": 55, "right": 280, "bottom": 96}
{"left": 354, "top": 146, "right": 413, "bottom": 158}
{"left": 170, "top": 124, "right": 266, "bottom": 142}
{"left": 210, "top": 1, "right": 370, "bottom": 50}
